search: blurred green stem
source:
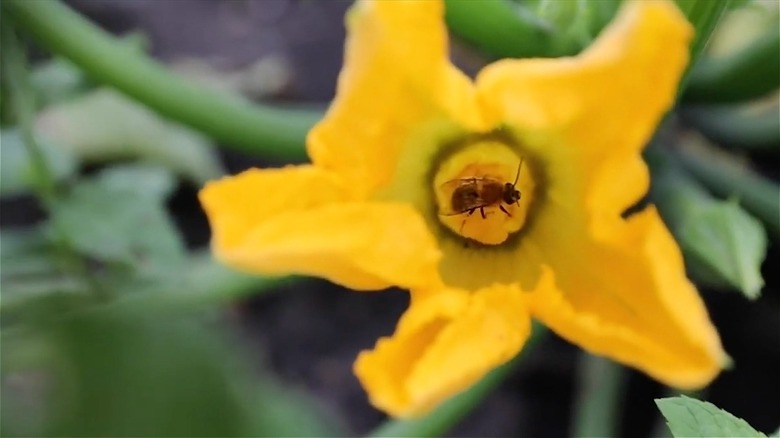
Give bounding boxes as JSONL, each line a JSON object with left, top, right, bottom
{"left": 676, "top": 141, "right": 780, "bottom": 238}
{"left": 684, "top": 27, "right": 780, "bottom": 103}
{"left": 1, "top": 18, "right": 110, "bottom": 301}
{"left": 681, "top": 104, "right": 780, "bottom": 152}
{"left": 1, "top": 19, "right": 57, "bottom": 206}
{"left": 571, "top": 354, "right": 626, "bottom": 438}
{"left": 3, "top": 0, "right": 317, "bottom": 160}
{"left": 444, "top": 0, "right": 576, "bottom": 58}
{"left": 369, "top": 324, "right": 547, "bottom": 438}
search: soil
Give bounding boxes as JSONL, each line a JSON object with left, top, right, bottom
{"left": 10, "top": 0, "right": 779, "bottom": 436}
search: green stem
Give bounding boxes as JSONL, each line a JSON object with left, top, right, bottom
{"left": 676, "top": 140, "right": 780, "bottom": 238}
{"left": 1, "top": 19, "right": 57, "bottom": 206}
{"left": 681, "top": 104, "right": 780, "bottom": 152}
{"left": 1, "top": 23, "right": 114, "bottom": 302}
{"left": 571, "top": 354, "right": 626, "bottom": 438}
{"left": 444, "top": 0, "right": 576, "bottom": 58}
{"left": 684, "top": 27, "right": 780, "bottom": 103}
{"left": 3, "top": 0, "right": 318, "bottom": 160}
{"left": 369, "top": 324, "right": 547, "bottom": 438}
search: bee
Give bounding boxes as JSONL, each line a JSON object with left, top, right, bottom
{"left": 438, "top": 159, "right": 524, "bottom": 227}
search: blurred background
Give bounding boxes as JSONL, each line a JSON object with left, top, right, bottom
{"left": 1, "top": 0, "right": 778, "bottom": 436}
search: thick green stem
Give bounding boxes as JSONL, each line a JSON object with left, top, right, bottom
{"left": 444, "top": 0, "right": 576, "bottom": 58}
{"left": 369, "top": 324, "right": 547, "bottom": 438}
{"left": 684, "top": 27, "right": 780, "bottom": 103}
{"left": 3, "top": 0, "right": 318, "bottom": 160}
{"left": 571, "top": 354, "right": 626, "bottom": 438}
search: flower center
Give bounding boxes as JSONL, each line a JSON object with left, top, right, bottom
{"left": 433, "top": 141, "right": 536, "bottom": 245}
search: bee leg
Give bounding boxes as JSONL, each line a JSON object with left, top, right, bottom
{"left": 459, "top": 218, "right": 467, "bottom": 234}
{"left": 467, "top": 208, "right": 476, "bottom": 216}
{"left": 480, "top": 207, "right": 486, "bottom": 219}
{"left": 500, "top": 205, "right": 512, "bottom": 217}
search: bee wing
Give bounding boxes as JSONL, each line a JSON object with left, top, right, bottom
{"left": 437, "top": 176, "right": 501, "bottom": 192}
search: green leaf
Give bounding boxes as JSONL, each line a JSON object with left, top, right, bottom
{"left": 0, "top": 128, "right": 78, "bottom": 196}
{"left": 649, "top": 148, "right": 767, "bottom": 300}
{"left": 685, "top": 27, "right": 780, "bottom": 103}
{"left": 675, "top": 0, "right": 733, "bottom": 64}
{"left": 678, "top": 199, "right": 766, "bottom": 299}
{"left": 0, "top": 227, "right": 87, "bottom": 312}
{"left": 48, "top": 173, "right": 186, "bottom": 276}
{"left": 677, "top": 137, "right": 780, "bottom": 238}
{"left": 532, "top": 0, "right": 621, "bottom": 50}
{"left": 655, "top": 396, "right": 767, "bottom": 437}
{"left": 29, "top": 57, "right": 89, "bottom": 107}
{"left": 94, "top": 163, "right": 178, "bottom": 201}
{"left": 35, "top": 88, "right": 224, "bottom": 185}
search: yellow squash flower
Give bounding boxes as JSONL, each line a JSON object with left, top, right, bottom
{"left": 199, "top": 0, "right": 727, "bottom": 418}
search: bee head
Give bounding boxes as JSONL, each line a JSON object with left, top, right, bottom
{"left": 503, "top": 182, "right": 522, "bottom": 205}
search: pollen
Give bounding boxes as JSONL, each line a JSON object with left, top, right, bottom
{"left": 433, "top": 141, "right": 536, "bottom": 245}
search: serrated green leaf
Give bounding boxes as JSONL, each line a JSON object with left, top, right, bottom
{"left": 35, "top": 88, "right": 224, "bottom": 184}
{"left": 48, "top": 175, "right": 185, "bottom": 276}
{"left": 0, "top": 128, "right": 78, "bottom": 196}
{"left": 656, "top": 396, "right": 767, "bottom": 437}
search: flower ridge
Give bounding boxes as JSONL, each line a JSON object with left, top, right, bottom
{"left": 199, "top": 0, "right": 727, "bottom": 417}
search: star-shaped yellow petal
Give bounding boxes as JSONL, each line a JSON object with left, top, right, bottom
{"left": 307, "top": 0, "right": 487, "bottom": 197}
{"left": 199, "top": 166, "right": 441, "bottom": 290}
{"left": 354, "top": 282, "right": 532, "bottom": 417}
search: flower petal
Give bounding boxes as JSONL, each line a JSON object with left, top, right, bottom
{"left": 308, "top": 0, "right": 485, "bottom": 196}
{"left": 354, "top": 284, "right": 531, "bottom": 417}
{"left": 477, "top": 0, "right": 693, "bottom": 218}
{"left": 199, "top": 166, "right": 441, "bottom": 291}
{"left": 527, "top": 208, "right": 726, "bottom": 388}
